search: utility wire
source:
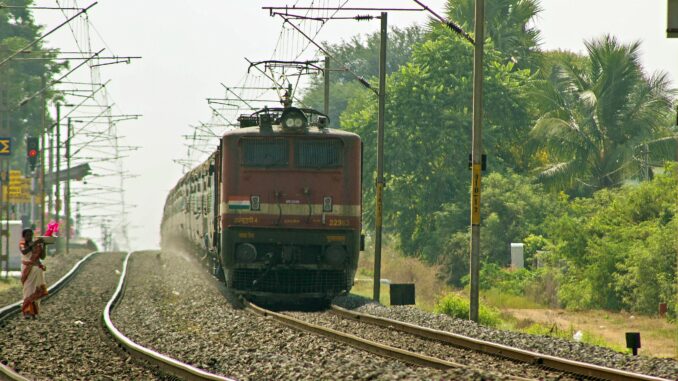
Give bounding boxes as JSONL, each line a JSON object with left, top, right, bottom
{"left": 412, "top": 0, "right": 474, "bottom": 44}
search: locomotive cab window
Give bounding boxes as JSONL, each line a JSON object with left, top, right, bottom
{"left": 295, "top": 139, "right": 343, "bottom": 169}
{"left": 241, "top": 138, "right": 289, "bottom": 167}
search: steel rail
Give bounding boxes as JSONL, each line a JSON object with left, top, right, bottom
{"left": 245, "top": 301, "right": 533, "bottom": 380}
{"left": 102, "top": 251, "right": 236, "bottom": 381}
{"left": 0, "top": 250, "right": 101, "bottom": 381}
{"left": 330, "top": 305, "right": 672, "bottom": 381}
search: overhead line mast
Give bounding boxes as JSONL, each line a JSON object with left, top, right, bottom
{"left": 413, "top": 0, "right": 484, "bottom": 322}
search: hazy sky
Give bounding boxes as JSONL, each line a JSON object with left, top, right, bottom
{"left": 32, "top": 1, "right": 678, "bottom": 249}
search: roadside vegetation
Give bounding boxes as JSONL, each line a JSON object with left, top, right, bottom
{"left": 307, "top": 0, "right": 678, "bottom": 358}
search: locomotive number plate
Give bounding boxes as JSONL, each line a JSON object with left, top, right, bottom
{"left": 328, "top": 219, "right": 350, "bottom": 227}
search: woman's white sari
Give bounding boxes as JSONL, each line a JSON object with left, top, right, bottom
{"left": 20, "top": 240, "right": 48, "bottom": 317}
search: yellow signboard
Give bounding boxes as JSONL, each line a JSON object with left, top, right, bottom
{"left": 0, "top": 138, "right": 10, "bottom": 155}
{"left": 0, "top": 186, "right": 31, "bottom": 203}
{"left": 0, "top": 173, "right": 31, "bottom": 203}
{"left": 471, "top": 164, "right": 481, "bottom": 225}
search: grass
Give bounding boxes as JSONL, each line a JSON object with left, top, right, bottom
{"left": 351, "top": 278, "right": 391, "bottom": 305}
{"left": 0, "top": 277, "right": 19, "bottom": 293}
{"left": 353, "top": 239, "right": 450, "bottom": 311}
{"left": 518, "top": 322, "right": 627, "bottom": 352}
{"left": 481, "top": 288, "right": 544, "bottom": 309}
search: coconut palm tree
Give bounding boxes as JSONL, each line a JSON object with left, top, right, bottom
{"left": 444, "top": 0, "right": 542, "bottom": 69}
{"left": 530, "top": 35, "right": 676, "bottom": 194}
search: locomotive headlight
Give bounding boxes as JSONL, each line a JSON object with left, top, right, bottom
{"left": 236, "top": 243, "right": 257, "bottom": 263}
{"left": 325, "top": 245, "right": 347, "bottom": 266}
{"left": 280, "top": 107, "right": 308, "bottom": 130}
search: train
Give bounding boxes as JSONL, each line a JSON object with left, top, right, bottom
{"left": 161, "top": 105, "right": 363, "bottom": 304}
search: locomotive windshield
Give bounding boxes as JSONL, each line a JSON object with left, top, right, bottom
{"left": 240, "top": 137, "right": 344, "bottom": 169}
{"left": 295, "top": 139, "right": 343, "bottom": 169}
{"left": 241, "top": 138, "right": 289, "bottom": 167}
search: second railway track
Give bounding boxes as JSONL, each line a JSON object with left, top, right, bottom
{"left": 326, "top": 305, "right": 673, "bottom": 381}
{"left": 0, "top": 252, "right": 168, "bottom": 380}
{"left": 247, "top": 301, "right": 544, "bottom": 380}
{"left": 249, "top": 303, "right": 676, "bottom": 381}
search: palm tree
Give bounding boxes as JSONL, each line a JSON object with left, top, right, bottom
{"left": 530, "top": 35, "right": 676, "bottom": 194}
{"left": 444, "top": 0, "right": 542, "bottom": 69}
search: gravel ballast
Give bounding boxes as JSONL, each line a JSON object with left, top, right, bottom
{"left": 112, "top": 250, "right": 519, "bottom": 380}
{"left": 0, "top": 252, "right": 167, "bottom": 380}
{"left": 334, "top": 295, "right": 678, "bottom": 380}
{"left": 284, "top": 310, "right": 575, "bottom": 380}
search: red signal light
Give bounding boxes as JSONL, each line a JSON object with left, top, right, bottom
{"left": 26, "top": 136, "right": 39, "bottom": 172}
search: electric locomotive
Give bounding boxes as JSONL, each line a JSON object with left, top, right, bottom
{"left": 161, "top": 106, "right": 363, "bottom": 304}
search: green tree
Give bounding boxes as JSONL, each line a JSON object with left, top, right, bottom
{"left": 530, "top": 35, "right": 676, "bottom": 195}
{"left": 480, "top": 172, "right": 561, "bottom": 266}
{"left": 548, "top": 164, "right": 677, "bottom": 313}
{"left": 302, "top": 26, "right": 423, "bottom": 128}
{"left": 436, "top": 172, "right": 560, "bottom": 285}
{"left": 444, "top": 0, "right": 542, "bottom": 70}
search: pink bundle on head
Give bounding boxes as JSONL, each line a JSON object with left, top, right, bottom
{"left": 45, "top": 221, "right": 59, "bottom": 237}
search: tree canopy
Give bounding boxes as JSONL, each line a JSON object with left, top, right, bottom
{"left": 530, "top": 35, "right": 676, "bottom": 195}
{"left": 341, "top": 24, "right": 534, "bottom": 264}
{"left": 445, "top": 0, "right": 542, "bottom": 70}
{"left": 302, "top": 25, "right": 423, "bottom": 129}
{"left": 0, "top": 0, "right": 62, "bottom": 168}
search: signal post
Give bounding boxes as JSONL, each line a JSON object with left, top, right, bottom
{"left": 27, "top": 136, "right": 39, "bottom": 226}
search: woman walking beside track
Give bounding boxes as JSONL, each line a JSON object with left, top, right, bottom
{"left": 19, "top": 229, "right": 47, "bottom": 319}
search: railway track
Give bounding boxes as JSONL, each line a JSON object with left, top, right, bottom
{"left": 328, "top": 305, "right": 673, "bottom": 381}
{"left": 0, "top": 250, "right": 100, "bottom": 381}
{"left": 245, "top": 301, "right": 674, "bottom": 381}
{"left": 34, "top": 248, "right": 665, "bottom": 381}
{"left": 0, "top": 250, "right": 233, "bottom": 381}
{"left": 103, "top": 251, "right": 236, "bottom": 381}
{"left": 245, "top": 301, "right": 538, "bottom": 380}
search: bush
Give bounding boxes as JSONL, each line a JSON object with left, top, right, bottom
{"left": 460, "top": 263, "right": 537, "bottom": 296}
{"left": 434, "top": 293, "right": 502, "bottom": 327}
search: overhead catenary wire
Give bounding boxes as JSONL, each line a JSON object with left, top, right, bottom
{"left": 47, "top": 0, "right": 140, "bottom": 250}
{"left": 0, "top": 2, "right": 97, "bottom": 67}
{"left": 278, "top": 15, "right": 377, "bottom": 95}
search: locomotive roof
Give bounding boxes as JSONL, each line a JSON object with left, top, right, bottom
{"left": 222, "top": 125, "right": 360, "bottom": 139}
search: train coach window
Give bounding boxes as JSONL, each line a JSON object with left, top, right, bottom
{"left": 295, "top": 139, "right": 343, "bottom": 169}
{"left": 241, "top": 138, "right": 289, "bottom": 167}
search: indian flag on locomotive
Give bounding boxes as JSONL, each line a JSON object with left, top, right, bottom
{"left": 228, "top": 196, "right": 250, "bottom": 210}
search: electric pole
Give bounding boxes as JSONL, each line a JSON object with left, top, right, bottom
{"left": 66, "top": 117, "right": 71, "bottom": 254}
{"left": 55, "top": 103, "right": 60, "bottom": 252}
{"left": 469, "top": 0, "right": 485, "bottom": 322}
{"left": 324, "top": 56, "right": 330, "bottom": 116}
{"left": 373, "top": 12, "right": 387, "bottom": 302}
{"left": 40, "top": 75, "right": 46, "bottom": 234}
